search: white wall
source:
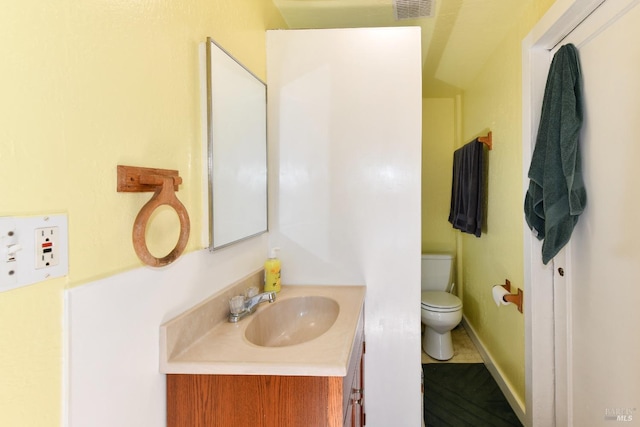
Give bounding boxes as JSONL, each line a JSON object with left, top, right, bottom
{"left": 65, "top": 237, "right": 267, "bottom": 427}
{"left": 267, "top": 27, "right": 424, "bottom": 426}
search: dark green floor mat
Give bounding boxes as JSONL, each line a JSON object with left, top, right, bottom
{"left": 423, "top": 363, "right": 522, "bottom": 427}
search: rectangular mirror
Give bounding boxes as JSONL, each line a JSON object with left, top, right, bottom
{"left": 206, "top": 37, "right": 268, "bottom": 250}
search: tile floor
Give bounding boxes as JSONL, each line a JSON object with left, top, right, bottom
{"left": 421, "top": 324, "right": 483, "bottom": 364}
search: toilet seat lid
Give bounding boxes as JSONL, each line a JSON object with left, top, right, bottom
{"left": 421, "top": 291, "right": 462, "bottom": 311}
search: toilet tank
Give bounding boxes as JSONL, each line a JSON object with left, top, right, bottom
{"left": 421, "top": 253, "right": 454, "bottom": 292}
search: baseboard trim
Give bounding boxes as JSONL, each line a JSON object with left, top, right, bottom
{"left": 461, "top": 316, "right": 526, "bottom": 425}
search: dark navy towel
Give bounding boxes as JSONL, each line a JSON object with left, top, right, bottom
{"left": 524, "top": 43, "right": 586, "bottom": 264}
{"left": 449, "top": 139, "right": 484, "bottom": 237}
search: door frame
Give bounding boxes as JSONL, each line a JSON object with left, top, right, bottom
{"left": 521, "top": 1, "right": 605, "bottom": 426}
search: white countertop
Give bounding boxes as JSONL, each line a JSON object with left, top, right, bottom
{"left": 160, "top": 284, "right": 365, "bottom": 377}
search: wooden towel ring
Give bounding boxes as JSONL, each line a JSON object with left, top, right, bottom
{"left": 132, "top": 175, "right": 190, "bottom": 267}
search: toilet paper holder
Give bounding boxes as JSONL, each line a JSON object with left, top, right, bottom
{"left": 500, "top": 279, "right": 523, "bottom": 313}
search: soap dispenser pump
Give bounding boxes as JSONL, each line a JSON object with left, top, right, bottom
{"left": 264, "top": 248, "right": 281, "bottom": 293}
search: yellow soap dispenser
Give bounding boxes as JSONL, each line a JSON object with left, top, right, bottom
{"left": 264, "top": 247, "right": 281, "bottom": 293}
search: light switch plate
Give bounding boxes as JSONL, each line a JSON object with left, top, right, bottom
{"left": 0, "top": 214, "right": 69, "bottom": 292}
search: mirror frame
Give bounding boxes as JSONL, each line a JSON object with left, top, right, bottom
{"left": 206, "top": 37, "right": 268, "bottom": 250}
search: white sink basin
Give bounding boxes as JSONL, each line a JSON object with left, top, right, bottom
{"left": 244, "top": 296, "right": 339, "bottom": 347}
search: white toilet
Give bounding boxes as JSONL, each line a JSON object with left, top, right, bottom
{"left": 421, "top": 253, "right": 462, "bottom": 360}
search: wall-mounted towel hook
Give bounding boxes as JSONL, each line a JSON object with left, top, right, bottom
{"left": 117, "top": 165, "right": 190, "bottom": 267}
{"left": 501, "top": 279, "right": 523, "bottom": 313}
{"left": 478, "top": 131, "right": 492, "bottom": 150}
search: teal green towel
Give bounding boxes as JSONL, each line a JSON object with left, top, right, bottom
{"left": 524, "top": 43, "right": 586, "bottom": 264}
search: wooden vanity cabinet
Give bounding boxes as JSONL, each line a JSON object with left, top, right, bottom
{"left": 167, "top": 334, "right": 365, "bottom": 427}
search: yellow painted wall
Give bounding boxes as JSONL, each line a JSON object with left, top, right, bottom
{"left": 421, "top": 98, "right": 457, "bottom": 255}
{"left": 459, "top": 0, "right": 556, "bottom": 407}
{"left": 0, "top": 1, "right": 286, "bottom": 426}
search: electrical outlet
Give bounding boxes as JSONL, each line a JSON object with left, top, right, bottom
{"left": 35, "top": 226, "right": 59, "bottom": 269}
{"left": 0, "top": 214, "right": 68, "bottom": 292}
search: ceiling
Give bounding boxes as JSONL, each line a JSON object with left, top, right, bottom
{"left": 272, "top": 0, "right": 532, "bottom": 97}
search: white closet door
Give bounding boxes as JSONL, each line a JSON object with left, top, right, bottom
{"left": 552, "top": 1, "right": 640, "bottom": 424}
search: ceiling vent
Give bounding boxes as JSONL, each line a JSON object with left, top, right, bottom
{"left": 393, "top": 0, "right": 435, "bottom": 20}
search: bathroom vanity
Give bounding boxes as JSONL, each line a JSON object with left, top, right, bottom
{"left": 165, "top": 323, "right": 364, "bottom": 426}
{"left": 160, "top": 274, "right": 365, "bottom": 426}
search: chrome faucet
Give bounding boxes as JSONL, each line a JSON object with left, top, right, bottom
{"left": 228, "top": 291, "right": 276, "bottom": 323}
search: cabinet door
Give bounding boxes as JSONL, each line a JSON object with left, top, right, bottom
{"left": 351, "top": 342, "right": 365, "bottom": 426}
{"left": 358, "top": 348, "right": 366, "bottom": 425}
{"left": 167, "top": 374, "right": 342, "bottom": 427}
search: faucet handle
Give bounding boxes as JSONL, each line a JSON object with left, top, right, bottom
{"left": 244, "top": 286, "right": 259, "bottom": 299}
{"left": 229, "top": 295, "right": 245, "bottom": 314}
